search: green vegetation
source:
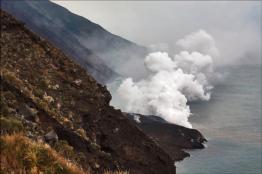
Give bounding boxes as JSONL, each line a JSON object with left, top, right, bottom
{"left": 53, "top": 140, "right": 85, "bottom": 163}
{"left": 1, "top": 90, "right": 15, "bottom": 116}
{"left": 0, "top": 100, "right": 9, "bottom": 117}
{"left": 53, "top": 140, "right": 74, "bottom": 156}
{"left": 0, "top": 116, "right": 24, "bottom": 134}
{"left": 34, "top": 87, "right": 45, "bottom": 98}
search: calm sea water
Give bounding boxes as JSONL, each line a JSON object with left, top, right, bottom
{"left": 176, "top": 65, "right": 262, "bottom": 174}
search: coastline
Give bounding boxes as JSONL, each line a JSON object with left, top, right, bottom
{"left": 126, "top": 113, "right": 207, "bottom": 162}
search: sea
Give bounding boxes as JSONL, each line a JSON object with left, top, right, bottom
{"left": 176, "top": 65, "right": 262, "bottom": 174}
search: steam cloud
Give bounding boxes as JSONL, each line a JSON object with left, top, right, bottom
{"left": 110, "top": 30, "right": 219, "bottom": 128}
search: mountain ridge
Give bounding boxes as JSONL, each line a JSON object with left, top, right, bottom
{"left": 1, "top": 0, "right": 148, "bottom": 83}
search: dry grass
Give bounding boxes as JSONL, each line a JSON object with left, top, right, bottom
{"left": 1, "top": 68, "right": 72, "bottom": 129}
{"left": 0, "top": 134, "right": 86, "bottom": 174}
{"left": 0, "top": 134, "right": 128, "bottom": 174}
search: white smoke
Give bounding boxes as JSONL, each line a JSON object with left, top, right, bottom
{"left": 109, "top": 30, "right": 219, "bottom": 128}
{"left": 176, "top": 29, "right": 219, "bottom": 59}
{"left": 149, "top": 43, "right": 169, "bottom": 52}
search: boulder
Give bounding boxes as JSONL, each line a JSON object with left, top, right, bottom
{"left": 44, "top": 130, "right": 58, "bottom": 143}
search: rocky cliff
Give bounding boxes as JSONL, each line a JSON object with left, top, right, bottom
{"left": 0, "top": 10, "right": 175, "bottom": 174}
{"left": 127, "top": 114, "right": 207, "bottom": 161}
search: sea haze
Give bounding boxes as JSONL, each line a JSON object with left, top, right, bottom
{"left": 177, "top": 64, "right": 261, "bottom": 174}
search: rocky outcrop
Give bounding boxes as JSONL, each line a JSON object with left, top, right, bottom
{"left": 0, "top": 10, "right": 175, "bottom": 174}
{"left": 127, "top": 113, "right": 207, "bottom": 161}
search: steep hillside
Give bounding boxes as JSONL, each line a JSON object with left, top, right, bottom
{"left": 1, "top": 134, "right": 87, "bottom": 174}
{"left": 0, "top": 10, "right": 175, "bottom": 174}
{"left": 1, "top": 0, "right": 147, "bottom": 81}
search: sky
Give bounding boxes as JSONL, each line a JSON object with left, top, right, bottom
{"left": 53, "top": 1, "right": 261, "bottom": 65}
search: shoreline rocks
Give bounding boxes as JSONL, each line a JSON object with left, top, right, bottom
{"left": 126, "top": 113, "right": 207, "bottom": 161}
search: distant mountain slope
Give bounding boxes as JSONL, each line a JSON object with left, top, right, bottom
{"left": 0, "top": 0, "right": 115, "bottom": 84}
{"left": 0, "top": 10, "right": 175, "bottom": 174}
{"left": 1, "top": 0, "right": 148, "bottom": 82}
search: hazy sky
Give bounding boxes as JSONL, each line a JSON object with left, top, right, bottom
{"left": 53, "top": 1, "right": 261, "bottom": 65}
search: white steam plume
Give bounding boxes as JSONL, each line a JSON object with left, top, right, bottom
{"left": 109, "top": 30, "right": 219, "bottom": 128}
{"left": 176, "top": 29, "right": 219, "bottom": 58}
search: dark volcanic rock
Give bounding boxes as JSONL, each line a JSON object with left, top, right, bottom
{"left": 1, "top": 0, "right": 147, "bottom": 83}
{"left": 127, "top": 113, "right": 207, "bottom": 161}
{"left": 1, "top": 0, "right": 117, "bottom": 84}
{"left": 0, "top": 10, "right": 175, "bottom": 174}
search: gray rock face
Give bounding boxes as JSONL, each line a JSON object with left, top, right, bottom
{"left": 44, "top": 130, "right": 58, "bottom": 143}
